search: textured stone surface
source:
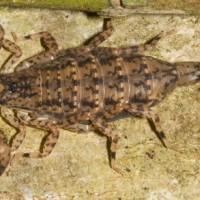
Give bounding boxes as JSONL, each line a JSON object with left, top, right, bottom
{"left": 0, "top": 8, "right": 200, "bottom": 199}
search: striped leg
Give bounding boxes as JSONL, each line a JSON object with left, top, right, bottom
{"left": 124, "top": 105, "right": 170, "bottom": 148}
{"left": 0, "top": 129, "right": 11, "bottom": 175}
{"left": 1, "top": 107, "right": 26, "bottom": 152}
{"left": 146, "top": 112, "right": 181, "bottom": 151}
{"left": 0, "top": 24, "right": 22, "bottom": 74}
{"left": 89, "top": 114, "right": 122, "bottom": 174}
{"left": 69, "top": 18, "right": 113, "bottom": 54}
{"left": 121, "top": 29, "right": 174, "bottom": 54}
{"left": 12, "top": 127, "right": 59, "bottom": 162}
{"left": 85, "top": 18, "right": 113, "bottom": 49}
{"left": 0, "top": 107, "right": 26, "bottom": 175}
{"left": 12, "top": 30, "right": 58, "bottom": 71}
{"left": 147, "top": 112, "right": 171, "bottom": 148}
{"left": 14, "top": 111, "right": 60, "bottom": 159}
{"left": 125, "top": 105, "right": 183, "bottom": 152}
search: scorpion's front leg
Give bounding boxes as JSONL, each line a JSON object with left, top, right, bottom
{"left": 12, "top": 30, "right": 58, "bottom": 71}
{"left": 0, "top": 129, "right": 11, "bottom": 175}
{"left": 13, "top": 127, "right": 59, "bottom": 160}
{"left": 0, "top": 24, "right": 22, "bottom": 74}
{"left": 1, "top": 107, "right": 26, "bottom": 152}
{"left": 10, "top": 111, "right": 60, "bottom": 161}
{"left": 0, "top": 107, "right": 26, "bottom": 175}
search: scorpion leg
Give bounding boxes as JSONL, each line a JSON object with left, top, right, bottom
{"left": 147, "top": 113, "right": 171, "bottom": 148}
{"left": 83, "top": 18, "right": 113, "bottom": 50}
{"left": 12, "top": 127, "right": 59, "bottom": 161}
{"left": 9, "top": 111, "right": 60, "bottom": 161}
{"left": 140, "top": 30, "right": 174, "bottom": 51}
{"left": 1, "top": 107, "right": 26, "bottom": 152}
{"left": 146, "top": 113, "right": 182, "bottom": 152}
{"left": 125, "top": 105, "right": 182, "bottom": 152}
{"left": 121, "top": 29, "right": 174, "bottom": 54}
{"left": 0, "top": 107, "right": 26, "bottom": 174}
{"left": 65, "top": 18, "right": 113, "bottom": 54}
{"left": 0, "top": 128, "right": 11, "bottom": 175}
{"left": 12, "top": 30, "right": 58, "bottom": 71}
{"left": 89, "top": 114, "right": 122, "bottom": 174}
{"left": 124, "top": 105, "right": 170, "bottom": 148}
{"left": 0, "top": 24, "right": 22, "bottom": 74}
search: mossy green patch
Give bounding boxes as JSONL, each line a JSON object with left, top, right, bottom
{"left": 0, "top": 0, "right": 110, "bottom": 11}
{"left": 1, "top": 0, "right": 200, "bottom": 15}
{"left": 123, "top": 0, "right": 147, "bottom": 7}
{"left": 149, "top": 0, "right": 200, "bottom": 14}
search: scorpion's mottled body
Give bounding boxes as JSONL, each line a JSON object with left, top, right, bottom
{"left": 0, "top": 19, "right": 199, "bottom": 175}
{"left": 1, "top": 49, "right": 178, "bottom": 124}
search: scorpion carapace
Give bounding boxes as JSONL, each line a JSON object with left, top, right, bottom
{"left": 0, "top": 19, "right": 199, "bottom": 175}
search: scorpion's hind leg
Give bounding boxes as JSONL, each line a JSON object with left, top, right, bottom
{"left": 147, "top": 112, "right": 182, "bottom": 152}
{"left": 89, "top": 114, "right": 122, "bottom": 174}
{"left": 147, "top": 112, "right": 172, "bottom": 148}
{"left": 0, "top": 24, "right": 22, "bottom": 74}
{"left": 0, "top": 129, "right": 11, "bottom": 175}
{"left": 122, "top": 29, "right": 174, "bottom": 54}
{"left": 124, "top": 105, "right": 172, "bottom": 149}
{"left": 141, "top": 30, "right": 174, "bottom": 51}
{"left": 12, "top": 30, "right": 59, "bottom": 71}
{"left": 124, "top": 105, "right": 182, "bottom": 152}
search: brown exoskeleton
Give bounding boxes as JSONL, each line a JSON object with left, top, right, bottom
{"left": 0, "top": 19, "right": 199, "bottom": 175}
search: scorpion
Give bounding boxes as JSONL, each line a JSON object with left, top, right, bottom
{"left": 0, "top": 18, "right": 199, "bottom": 175}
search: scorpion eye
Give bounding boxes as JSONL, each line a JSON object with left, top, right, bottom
{"left": 9, "top": 82, "right": 17, "bottom": 93}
